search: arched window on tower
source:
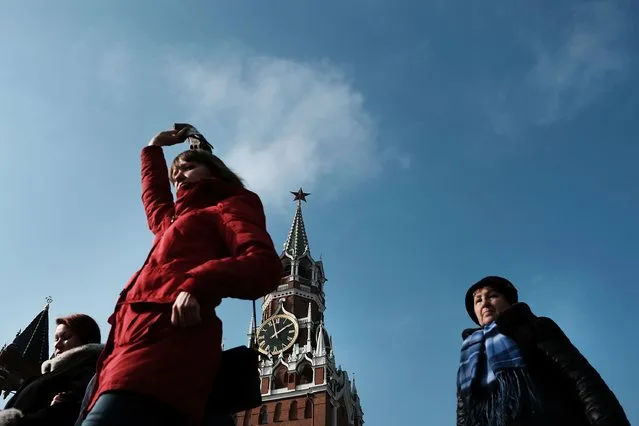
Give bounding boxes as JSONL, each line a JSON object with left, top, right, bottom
{"left": 274, "top": 403, "right": 282, "bottom": 422}
{"left": 258, "top": 405, "right": 268, "bottom": 424}
{"left": 298, "top": 258, "right": 312, "bottom": 280}
{"left": 272, "top": 365, "right": 287, "bottom": 390}
{"left": 288, "top": 400, "right": 298, "bottom": 420}
{"left": 304, "top": 399, "right": 313, "bottom": 419}
{"left": 243, "top": 409, "right": 251, "bottom": 426}
{"left": 296, "top": 363, "right": 313, "bottom": 385}
{"left": 281, "top": 259, "right": 291, "bottom": 278}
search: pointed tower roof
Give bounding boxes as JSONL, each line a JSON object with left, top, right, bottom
{"left": 12, "top": 298, "right": 51, "bottom": 365}
{"left": 247, "top": 313, "right": 255, "bottom": 334}
{"left": 315, "top": 321, "right": 326, "bottom": 357}
{"left": 247, "top": 313, "right": 256, "bottom": 347}
{"left": 283, "top": 188, "right": 311, "bottom": 258}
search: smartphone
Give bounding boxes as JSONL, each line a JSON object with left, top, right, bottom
{"left": 174, "top": 123, "right": 213, "bottom": 153}
{"left": 174, "top": 123, "right": 191, "bottom": 132}
{"left": 174, "top": 123, "right": 201, "bottom": 140}
{"left": 174, "top": 123, "right": 199, "bottom": 137}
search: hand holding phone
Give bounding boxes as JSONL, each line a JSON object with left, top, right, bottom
{"left": 173, "top": 123, "right": 214, "bottom": 153}
{"left": 147, "top": 127, "right": 191, "bottom": 147}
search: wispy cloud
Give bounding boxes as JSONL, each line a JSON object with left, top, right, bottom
{"left": 485, "top": 1, "right": 630, "bottom": 134}
{"left": 97, "top": 44, "right": 134, "bottom": 104}
{"left": 166, "top": 53, "right": 408, "bottom": 209}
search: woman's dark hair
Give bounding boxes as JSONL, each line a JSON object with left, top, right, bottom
{"left": 56, "top": 314, "right": 101, "bottom": 345}
{"left": 169, "top": 150, "right": 244, "bottom": 188}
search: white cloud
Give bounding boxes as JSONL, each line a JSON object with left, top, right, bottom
{"left": 166, "top": 53, "right": 405, "bottom": 209}
{"left": 486, "top": 1, "right": 629, "bottom": 133}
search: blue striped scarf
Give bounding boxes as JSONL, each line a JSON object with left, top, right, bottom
{"left": 457, "top": 322, "right": 538, "bottom": 425}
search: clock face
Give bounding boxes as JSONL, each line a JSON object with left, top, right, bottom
{"left": 256, "top": 314, "right": 299, "bottom": 355}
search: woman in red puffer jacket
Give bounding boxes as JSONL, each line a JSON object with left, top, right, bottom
{"left": 79, "top": 128, "right": 281, "bottom": 426}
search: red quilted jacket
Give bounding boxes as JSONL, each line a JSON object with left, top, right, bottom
{"left": 86, "top": 146, "right": 281, "bottom": 425}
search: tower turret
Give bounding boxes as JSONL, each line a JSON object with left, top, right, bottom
{"left": 0, "top": 298, "right": 52, "bottom": 398}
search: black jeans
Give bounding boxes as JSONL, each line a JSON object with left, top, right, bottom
{"left": 80, "top": 391, "right": 191, "bottom": 426}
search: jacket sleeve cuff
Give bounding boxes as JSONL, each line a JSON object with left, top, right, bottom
{"left": 142, "top": 145, "right": 163, "bottom": 153}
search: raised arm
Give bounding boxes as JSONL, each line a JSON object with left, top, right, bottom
{"left": 141, "top": 128, "right": 191, "bottom": 234}
{"left": 141, "top": 146, "right": 174, "bottom": 234}
{"left": 178, "top": 191, "right": 282, "bottom": 304}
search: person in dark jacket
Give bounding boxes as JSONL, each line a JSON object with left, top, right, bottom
{"left": 0, "top": 314, "right": 102, "bottom": 426}
{"left": 79, "top": 128, "right": 281, "bottom": 426}
{"left": 456, "top": 276, "right": 630, "bottom": 426}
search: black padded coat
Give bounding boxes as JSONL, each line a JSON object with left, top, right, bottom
{"left": 456, "top": 303, "right": 629, "bottom": 426}
{"left": 0, "top": 344, "right": 102, "bottom": 426}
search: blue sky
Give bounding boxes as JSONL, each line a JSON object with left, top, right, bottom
{"left": 1, "top": 0, "right": 638, "bottom": 423}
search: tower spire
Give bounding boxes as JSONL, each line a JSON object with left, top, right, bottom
{"left": 306, "top": 319, "right": 313, "bottom": 353}
{"left": 1, "top": 298, "right": 52, "bottom": 396}
{"left": 12, "top": 298, "right": 51, "bottom": 365}
{"left": 315, "top": 320, "right": 326, "bottom": 357}
{"left": 240, "top": 187, "right": 364, "bottom": 426}
{"left": 283, "top": 188, "right": 311, "bottom": 258}
{"left": 247, "top": 312, "right": 255, "bottom": 347}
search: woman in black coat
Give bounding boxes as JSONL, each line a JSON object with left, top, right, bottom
{"left": 456, "top": 276, "right": 629, "bottom": 426}
{"left": 0, "top": 314, "right": 102, "bottom": 426}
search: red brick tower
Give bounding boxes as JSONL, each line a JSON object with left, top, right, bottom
{"left": 236, "top": 189, "right": 364, "bottom": 426}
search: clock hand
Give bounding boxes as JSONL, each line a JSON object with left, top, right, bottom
{"left": 271, "top": 324, "right": 280, "bottom": 339}
{"left": 270, "top": 323, "right": 293, "bottom": 338}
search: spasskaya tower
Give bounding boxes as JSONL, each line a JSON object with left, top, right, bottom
{"left": 235, "top": 189, "right": 364, "bottom": 426}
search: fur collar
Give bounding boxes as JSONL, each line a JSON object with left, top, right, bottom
{"left": 0, "top": 408, "right": 23, "bottom": 426}
{"left": 41, "top": 343, "right": 104, "bottom": 374}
